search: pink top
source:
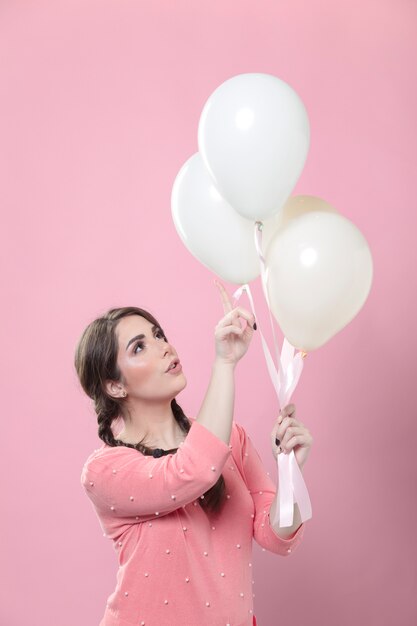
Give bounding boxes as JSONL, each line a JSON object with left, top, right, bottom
{"left": 81, "top": 417, "right": 305, "bottom": 626}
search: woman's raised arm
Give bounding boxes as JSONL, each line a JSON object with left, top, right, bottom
{"left": 196, "top": 280, "right": 256, "bottom": 445}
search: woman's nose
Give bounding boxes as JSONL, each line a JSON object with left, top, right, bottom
{"left": 161, "top": 342, "right": 173, "bottom": 356}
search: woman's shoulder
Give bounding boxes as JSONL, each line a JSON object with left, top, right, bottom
{"left": 82, "top": 439, "right": 140, "bottom": 471}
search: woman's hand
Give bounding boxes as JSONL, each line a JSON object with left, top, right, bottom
{"left": 271, "top": 403, "right": 313, "bottom": 470}
{"left": 214, "top": 279, "right": 256, "bottom": 367}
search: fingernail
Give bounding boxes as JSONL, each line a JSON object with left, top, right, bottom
{"left": 253, "top": 321, "right": 257, "bottom": 330}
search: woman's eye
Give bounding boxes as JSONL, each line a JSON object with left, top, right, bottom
{"left": 133, "top": 341, "right": 144, "bottom": 354}
{"left": 134, "top": 330, "right": 166, "bottom": 353}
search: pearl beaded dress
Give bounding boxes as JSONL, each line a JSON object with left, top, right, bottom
{"left": 81, "top": 417, "right": 305, "bottom": 626}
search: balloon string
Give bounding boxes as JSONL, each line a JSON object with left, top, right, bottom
{"left": 254, "top": 221, "right": 283, "bottom": 388}
{"left": 231, "top": 222, "right": 285, "bottom": 407}
{"left": 232, "top": 222, "right": 312, "bottom": 527}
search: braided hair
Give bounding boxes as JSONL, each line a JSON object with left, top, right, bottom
{"left": 74, "top": 306, "right": 226, "bottom": 513}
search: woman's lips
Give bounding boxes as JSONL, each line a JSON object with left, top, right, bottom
{"left": 166, "top": 362, "right": 182, "bottom": 374}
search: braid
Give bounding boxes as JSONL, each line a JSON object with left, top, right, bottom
{"left": 171, "top": 398, "right": 191, "bottom": 434}
{"left": 96, "top": 396, "right": 129, "bottom": 448}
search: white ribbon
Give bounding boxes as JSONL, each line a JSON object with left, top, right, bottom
{"left": 231, "top": 222, "right": 312, "bottom": 528}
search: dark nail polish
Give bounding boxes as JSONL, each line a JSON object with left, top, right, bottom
{"left": 275, "top": 438, "right": 280, "bottom": 446}
{"left": 253, "top": 322, "right": 257, "bottom": 330}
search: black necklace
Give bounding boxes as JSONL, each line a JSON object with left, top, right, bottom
{"left": 150, "top": 446, "right": 179, "bottom": 458}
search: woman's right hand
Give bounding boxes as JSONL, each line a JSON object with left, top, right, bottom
{"left": 214, "top": 280, "right": 256, "bottom": 367}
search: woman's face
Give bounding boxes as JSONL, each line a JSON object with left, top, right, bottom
{"left": 113, "top": 314, "right": 186, "bottom": 401}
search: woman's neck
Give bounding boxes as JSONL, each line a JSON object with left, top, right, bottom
{"left": 117, "top": 423, "right": 186, "bottom": 449}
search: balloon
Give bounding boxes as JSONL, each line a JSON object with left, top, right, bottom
{"left": 198, "top": 72, "right": 310, "bottom": 221}
{"left": 171, "top": 152, "right": 281, "bottom": 285}
{"left": 270, "top": 194, "right": 338, "bottom": 230}
{"left": 259, "top": 195, "right": 339, "bottom": 303}
{"left": 264, "top": 211, "right": 373, "bottom": 351}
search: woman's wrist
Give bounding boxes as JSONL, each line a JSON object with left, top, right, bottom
{"left": 213, "top": 357, "right": 236, "bottom": 372}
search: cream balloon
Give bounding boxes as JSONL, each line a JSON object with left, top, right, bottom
{"left": 271, "top": 194, "right": 338, "bottom": 229}
{"left": 260, "top": 195, "right": 339, "bottom": 302}
{"left": 262, "top": 195, "right": 338, "bottom": 299}
{"left": 171, "top": 152, "right": 281, "bottom": 285}
{"left": 264, "top": 211, "right": 373, "bottom": 351}
{"left": 198, "top": 72, "right": 310, "bottom": 221}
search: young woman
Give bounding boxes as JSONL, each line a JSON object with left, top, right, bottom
{"left": 75, "top": 281, "right": 312, "bottom": 626}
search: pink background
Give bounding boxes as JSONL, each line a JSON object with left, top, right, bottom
{"left": 1, "top": 1, "right": 416, "bottom": 625}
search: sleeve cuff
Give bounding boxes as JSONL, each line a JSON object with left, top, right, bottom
{"left": 268, "top": 512, "right": 305, "bottom": 543}
{"left": 185, "top": 419, "right": 232, "bottom": 458}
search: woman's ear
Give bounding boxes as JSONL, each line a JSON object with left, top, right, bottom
{"left": 105, "top": 379, "right": 124, "bottom": 399}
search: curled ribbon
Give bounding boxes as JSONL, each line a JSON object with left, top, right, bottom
{"left": 231, "top": 222, "right": 312, "bottom": 528}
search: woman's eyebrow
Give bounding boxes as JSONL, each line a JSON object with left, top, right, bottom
{"left": 126, "top": 325, "right": 158, "bottom": 351}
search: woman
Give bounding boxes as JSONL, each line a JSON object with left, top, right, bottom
{"left": 75, "top": 280, "right": 313, "bottom": 626}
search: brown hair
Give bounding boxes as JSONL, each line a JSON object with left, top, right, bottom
{"left": 74, "top": 306, "right": 226, "bottom": 514}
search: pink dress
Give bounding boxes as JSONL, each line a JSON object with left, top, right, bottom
{"left": 81, "top": 417, "right": 305, "bottom": 626}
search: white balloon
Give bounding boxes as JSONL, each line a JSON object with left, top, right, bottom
{"left": 171, "top": 152, "right": 281, "bottom": 285}
{"left": 265, "top": 211, "right": 374, "bottom": 351}
{"left": 198, "top": 73, "right": 310, "bottom": 221}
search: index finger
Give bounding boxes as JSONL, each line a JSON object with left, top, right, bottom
{"left": 215, "top": 279, "right": 233, "bottom": 314}
{"left": 280, "top": 403, "right": 296, "bottom": 418}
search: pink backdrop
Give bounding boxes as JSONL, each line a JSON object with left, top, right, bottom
{"left": 1, "top": 1, "right": 415, "bottom": 625}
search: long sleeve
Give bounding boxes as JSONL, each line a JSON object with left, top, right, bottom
{"left": 234, "top": 421, "right": 305, "bottom": 556}
{"left": 81, "top": 419, "right": 232, "bottom": 527}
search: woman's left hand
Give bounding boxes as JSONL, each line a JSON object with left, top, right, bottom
{"left": 271, "top": 403, "right": 313, "bottom": 470}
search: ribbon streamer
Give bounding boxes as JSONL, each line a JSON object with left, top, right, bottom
{"left": 231, "top": 222, "right": 312, "bottom": 528}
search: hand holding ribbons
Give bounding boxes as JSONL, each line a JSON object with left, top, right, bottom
{"left": 271, "top": 403, "right": 313, "bottom": 471}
